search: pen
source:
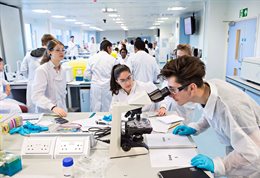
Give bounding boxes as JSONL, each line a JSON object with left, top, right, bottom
{"left": 168, "top": 122, "right": 181, "bottom": 130}
{"left": 89, "top": 112, "right": 96, "bottom": 118}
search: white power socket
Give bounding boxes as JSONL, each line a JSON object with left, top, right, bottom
{"left": 54, "top": 136, "right": 90, "bottom": 159}
{"left": 21, "top": 134, "right": 91, "bottom": 159}
{"left": 22, "top": 137, "right": 56, "bottom": 159}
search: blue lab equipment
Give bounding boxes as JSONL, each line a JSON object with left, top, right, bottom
{"left": 191, "top": 154, "right": 214, "bottom": 173}
{"left": 0, "top": 152, "right": 22, "bottom": 176}
{"left": 172, "top": 125, "right": 197, "bottom": 135}
{"left": 102, "top": 114, "right": 112, "bottom": 122}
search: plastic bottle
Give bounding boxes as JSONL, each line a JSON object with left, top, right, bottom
{"left": 75, "top": 69, "right": 83, "bottom": 81}
{"left": 62, "top": 157, "right": 74, "bottom": 177}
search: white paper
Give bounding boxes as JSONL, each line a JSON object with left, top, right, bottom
{"left": 149, "top": 148, "right": 197, "bottom": 168}
{"left": 146, "top": 133, "right": 196, "bottom": 149}
{"left": 149, "top": 119, "right": 169, "bottom": 133}
{"left": 20, "top": 113, "right": 43, "bottom": 124}
{"left": 156, "top": 114, "right": 184, "bottom": 124}
{"left": 72, "top": 115, "right": 110, "bottom": 131}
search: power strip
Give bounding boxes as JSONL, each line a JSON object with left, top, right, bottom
{"left": 21, "top": 133, "right": 92, "bottom": 159}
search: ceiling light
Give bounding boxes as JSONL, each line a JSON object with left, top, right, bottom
{"left": 102, "top": 8, "right": 117, "bottom": 13}
{"left": 156, "top": 20, "right": 164, "bottom": 23}
{"left": 149, "top": 26, "right": 156, "bottom": 29}
{"left": 90, "top": 26, "right": 104, "bottom": 31}
{"left": 32, "top": 9, "right": 51, "bottom": 13}
{"left": 108, "top": 14, "right": 119, "bottom": 18}
{"left": 158, "top": 17, "right": 168, "bottom": 20}
{"left": 52, "top": 15, "right": 65, "bottom": 18}
{"left": 116, "top": 21, "right": 123, "bottom": 24}
{"left": 81, "top": 24, "right": 90, "bottom": 26}
{"left": 75, "top": 22, "right": 84, "bottom": 25}
{"left": 153, "top": 23, "right": 160, "bottom": 26}
{"left": 65, "top": 19, "right": 76, "bottom": 22}
{"left": 167, "top": 7, "right": 186, "bottom": 11}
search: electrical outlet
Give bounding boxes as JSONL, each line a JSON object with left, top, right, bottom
{"left": 54, "top": 136, "right": 90, "bottom": 159}
{"left": 21, "top": 137, "right": 56, "bottom": 159}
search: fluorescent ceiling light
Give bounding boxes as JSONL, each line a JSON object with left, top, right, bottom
{"left": 116, "top": 21, "right": 123, "bottom": 24}
{"left": 75, "top": 22, "right": 84, "bottom": 25}
{"left": 102, "top": 8, "right": 117, "bottom": 13}
{"left": 90, "top": 26, "right": 104, "bottom": 31}
{"left": 167, "top": 7, "right": 186, "bottom": 11}
{"left": 153, "top": 23, "right": 160, "bottom": 26}
{"left": 81, "top": 24, "right": 90, "bottom": 26}
{"left": 156, "top": 20, "right": 164, "bottom": 23}
{"left": 52, "top": 15, "right": 65, "bottom": 18}
{"left": 65, "top": 19, "right": 76, "bottom": 22}
{"left": 149, "top": 26, "right": 156, "bottom": 29}
{"left": 109, "top": 14, "right": 119, "bottom": 17}
{"left": 32, "top": 9, "right": 51, "bottom": 13}
{"left": 158, "top": 17, "right": 168, "bottom": 20}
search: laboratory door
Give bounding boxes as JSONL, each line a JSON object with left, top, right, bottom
{"left": 226, "top": 18, "right": 257, "bottom": 76}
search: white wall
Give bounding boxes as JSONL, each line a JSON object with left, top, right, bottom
{"left": 97, "top": 30, "right": 126, "bottom": 44}
{"left": 190, "top": 10, "right": 205, "bottom": 50}
{"left": 203, "top": 0, "right": 229, "bottom": 80}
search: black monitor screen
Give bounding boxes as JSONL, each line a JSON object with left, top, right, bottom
{"left": 184, "top": 16, "right": 195, "bottom": 35}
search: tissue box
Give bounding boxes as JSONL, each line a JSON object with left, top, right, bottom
{"left": 0, "top": 152, "right": 22, "bottom": 176}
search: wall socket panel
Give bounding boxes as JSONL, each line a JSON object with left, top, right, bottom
{"left": 21, "top": 135, "right": 91, "bottom": 159}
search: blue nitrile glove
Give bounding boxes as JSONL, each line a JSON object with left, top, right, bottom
{"left": 191, "top": 154, "right": 214, "bottom": 173}
{"left": 9, "top": 121, "right": 48, "bottom": 136}
{"left": 172, "top": 125, "right": 197, "bottom": 135}
{"left": 102, "top": 114, "right": 112, "bottom": 122}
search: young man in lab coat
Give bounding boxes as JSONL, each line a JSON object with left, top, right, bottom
{"left": 67, "top": 36, "right": 79, "bottom": 57}
{"left": 20, "top": 34, "right": 55, "bottom": 112}
{"left": 160, "top": 56, "right": 260, "bottom": 177}
{"left": 129, "top": 39, "right": 160, "bottom": 83}
{"left": 85, "top": 40, "right": 117, "bottom": 112}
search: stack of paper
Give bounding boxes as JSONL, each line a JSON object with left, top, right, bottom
{"left": 146, "top": 133, "right": 196, "bottom": 149}
{"left": 156, "top": 114, "right": 184, "bottom": 124}
{"left": 149, "top": 148, "right": 197, "bottom": 168}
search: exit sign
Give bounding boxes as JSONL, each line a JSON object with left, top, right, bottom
{"left": 240, "top": 8, "right": 248, "bottom": 18}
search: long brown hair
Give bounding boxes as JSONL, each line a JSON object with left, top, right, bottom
{"left": 41, "top": 39, "right": 64, "bottom": 65}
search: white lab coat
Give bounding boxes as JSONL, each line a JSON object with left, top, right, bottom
{"left": 118, "top": 56, "right": 132, "bottom": 71}
{"left": 110, "top": 80, "right": 164, "bottom": 112}
{"left": 31, "top": 60, "right": 67, "bottom": 113}
{"left": 20, "top": 52, "right": 41, "bottom": 112}
{"left": 85, "top": 51, "right": 117, "bottom": 112}
{"left": 67, "top": 41, "right": 78, "bottom": 56}
{"left": 188, "top": 79, "right": 260, "bottom": 177}
{"left": 129, "top": 50, "right": 160, "bottom": 83}
{"left": 0, "top": 72, "right": 22, "bottom": 113}
{"left": 88, "top": 42, "right": 98, "bottom": 56}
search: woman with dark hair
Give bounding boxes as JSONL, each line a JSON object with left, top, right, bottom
{"left": 85, "top": 40, "right": 117, "bottom": 112}
{"left": 31, "top": 39, "right": 67, "bottom": 117}
{"left": 110, "top": 64, "right": 166, "bottom": 115}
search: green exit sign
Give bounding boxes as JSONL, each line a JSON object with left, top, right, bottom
{"left": 240, "top": 8, "right": 248, "bottom": 18}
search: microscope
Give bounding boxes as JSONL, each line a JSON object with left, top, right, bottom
{"left": 109, "top": 87, "right": 170, "bottom": 158}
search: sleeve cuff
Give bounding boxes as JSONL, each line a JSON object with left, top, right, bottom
{"left": 213, "top": 157, "right": 226, "bottom": 176}
{"left": 187, "top": 122, "right": 201, "bottom": 135}
{"left": 159, "top": 103, "right": 167, "bottom": 109}
{"left": 48, "top": 103, "right": 56, "bottom": 111}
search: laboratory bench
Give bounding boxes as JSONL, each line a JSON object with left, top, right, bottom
{"left": 226, "top": 76, "right": 260, "bottom": 105}
{"left": 2, "top": 112, "right": 213, "bottom": 178}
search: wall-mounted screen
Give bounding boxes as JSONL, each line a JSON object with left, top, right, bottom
{"left": 184, "top": 16, "right": 195, "bottom": 35}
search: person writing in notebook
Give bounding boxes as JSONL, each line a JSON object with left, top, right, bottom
{"left": 159, "top": 56, "right": 260, "bottom": 177}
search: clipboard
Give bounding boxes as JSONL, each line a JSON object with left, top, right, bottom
{"left": 158, "top": 167, "right": 210, "bottom": 178}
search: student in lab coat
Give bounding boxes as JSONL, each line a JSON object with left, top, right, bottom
{"left": 129, "top": 39, "right": 160, "bottom": 83}
{"left": 67, "top": 36, "right": 79, "bottom": 57}
{"left": 31, "top": 40, "right": 67, "bottom": 117}
{"left": 0, "top": 57, "right": 22, "bottom": 113}
{"left": 20, "top": 34, "right": 55, "bottom": 113}
{"left": 85, "top": 40, "right": 117, "bottom": 112}
{"left": 160, "top": 56, "right": 260, "bottom": 177}
{"left": 118, "top": 48, "right": 132, "bottom": 71}
{"left": 110, "top": 64, "right": 166, "bottom": 115}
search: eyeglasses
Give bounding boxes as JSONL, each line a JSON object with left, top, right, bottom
{"left": 117, "top": 74, "right": 132, "bottom": 84}
{"left": 168, "top": 83, "right": 191, "bottom": 94}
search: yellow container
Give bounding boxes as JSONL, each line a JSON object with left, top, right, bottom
{"left": 67, "top": 59, "right": 87, "bottom": 79}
